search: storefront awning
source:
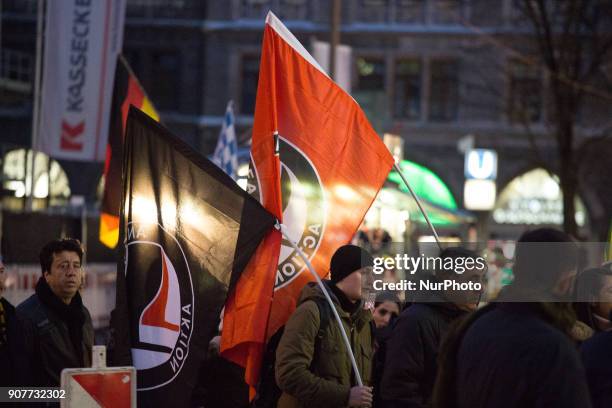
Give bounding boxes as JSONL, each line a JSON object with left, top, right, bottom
{"left": 384, "top": 160, "right": 474, "bottom": 227}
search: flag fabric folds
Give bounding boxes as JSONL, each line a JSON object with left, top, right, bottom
{"left": 221, "top": 11, "right": 394, "bottom": 396}
{"left": 99, "top": 56, "right": 159, "bottom": 249}
{"left": 212, "top": 101, "right": 239, "bottom": 180}
{"left": 112, "top": 107, "right": 276, "bottom": 407}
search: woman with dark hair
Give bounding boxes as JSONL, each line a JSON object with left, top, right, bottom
{"left": 575, "top": 266, "right": 612, "bottom": 332}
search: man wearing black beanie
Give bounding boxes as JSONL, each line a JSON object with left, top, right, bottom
{"left": 275, "top": 245, "right": 375, "bottom": 408}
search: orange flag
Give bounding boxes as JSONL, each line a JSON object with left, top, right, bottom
{"left": 221, "top": 11, "right": 394, "bottom": 397}
{"left": 220, "top": 12, "right": 284, "bottom": 398}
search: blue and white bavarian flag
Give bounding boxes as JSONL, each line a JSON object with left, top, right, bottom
{"left": 212, "top": 101, "right": 238, "bottom": 180}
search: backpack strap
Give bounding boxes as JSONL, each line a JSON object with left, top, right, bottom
{"left": 310, "top": 297, "right": 332, "bottom": 367}
{"left": 312, "top": 297, "right": 332, "bottom": 338}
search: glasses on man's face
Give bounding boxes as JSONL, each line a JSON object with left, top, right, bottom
{"left": 377, "top": 308, "right": 398, "bottom": 319}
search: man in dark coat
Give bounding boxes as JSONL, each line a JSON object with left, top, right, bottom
{"left": 380, "top": 247, "right": 484, "bottom": 407}
{"left": 581, "top": 319, "right": 612, "bottom": 408}
{"left": 0, "top": 255, "right": 17, "bottom": 386}
{"left": 434, "top": 228, "right": 592, "bottom": 408}
{"left": 14, "top": 238, "right": 94, "bottom": 386}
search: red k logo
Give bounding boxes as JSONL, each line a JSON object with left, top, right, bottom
{"left": 60, "top": 120, "right": 85, "bottom": 151}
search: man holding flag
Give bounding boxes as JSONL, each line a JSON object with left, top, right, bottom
{"left": 275, "top": 245, "right": 376, "bottom": 408}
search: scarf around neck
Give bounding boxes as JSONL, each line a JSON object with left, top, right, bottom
{"left": 329, "top": 282, "right": 361, "bottom": 316}
{"left": 36, "top": 277, "right": 86, "bottom": 364}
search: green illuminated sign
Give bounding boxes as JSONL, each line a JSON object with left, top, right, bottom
{"left": 388, "top": 160, "right": 458, "bottom": 211}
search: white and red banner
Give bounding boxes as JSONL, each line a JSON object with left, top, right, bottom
{"left": 37, "top": 0, "right": 126, "bottom": 161}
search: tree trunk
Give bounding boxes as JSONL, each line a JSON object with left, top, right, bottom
{"left": 558, "top": 118, "right": 579, "bottom": 238}
{"left": 559, "top": 158, "right": 578, "bottom": 237}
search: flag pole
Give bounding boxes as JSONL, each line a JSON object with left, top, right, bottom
{"left": 278, "top": 223, "right": 363, "bottom": 387}
{"left": 393, "top": 162, "right": 442, "bottom": 250}
{"left": 27, "top": 0, "right": 45, "bottom": 212}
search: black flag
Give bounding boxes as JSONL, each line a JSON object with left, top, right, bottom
{"left": 112, "top": 107, "right": 275, "bottom": 407}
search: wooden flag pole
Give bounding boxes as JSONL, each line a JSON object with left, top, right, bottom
{"left": 278, "top": 223, "right": 363, "bottom": 387}
{"left": 393, "top": 163, "right": 442, "bottom": 251}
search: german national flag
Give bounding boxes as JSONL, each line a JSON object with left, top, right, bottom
{"left": 99, "top": 56, "right": 159, "bottom": 248}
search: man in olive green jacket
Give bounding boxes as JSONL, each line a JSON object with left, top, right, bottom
{"left": 276, "top": 245, "right": 375, "bottom": 408}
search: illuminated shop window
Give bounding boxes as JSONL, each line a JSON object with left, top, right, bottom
{"left": 2, "top": 149, "right": 71, "bottom": 209}
{"left": 493, "top": 168, "right": 586, "bottom": 226}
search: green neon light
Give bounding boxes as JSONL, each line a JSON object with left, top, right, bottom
{"left": 388, "top": 160, "right": 458, "bottom": 211}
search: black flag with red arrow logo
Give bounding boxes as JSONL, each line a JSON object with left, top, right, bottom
{"left": 111, "top": 107, "right": 275, "bottom": 407}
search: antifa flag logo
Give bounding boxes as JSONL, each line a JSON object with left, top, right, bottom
{"left": 247, "top": 136, "right": 326, "bottom": 289}
{"left": 126, "top": 221, "right": 194, "bottom": 390}
{"left": 116, "top": 107, "right": 277, "bottom": 404}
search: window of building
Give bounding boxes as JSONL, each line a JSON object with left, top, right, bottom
{"left": 395, "top": 0, "right": 426, "bottom": 23}
{"left": 429, "top": 59, "right": 459, "bottom": 121}
{"left": 240, "top": 0, "right": 272, "bottom": 19}
{"left": 239, "top": 0, "right": 309, "bottom": 20}
{"left": 470, "top": 0, "right": 503, "bottom": 26}
{"left": 126, "top": 0, "right": 197, "bottom": 19}
{"left": 394, "top": 59, "right": 422, "bottom": 119}
{"left": 356, "top": 0, "right": 389, "bottom": 23}
{"left": 431, "top": 0, "right": 462, "bottom": 24}
{"left": 278, "top": 0, "right": 309, "bottom": 20}
{"left": 356, "top": 57, "right": 385, "bottom": 91}
{"left": 150, "top": 51, "right": 181, "bottom": 111}
{"left": 508, "top": 61, "right": 542, "bottom": 123}
{"left": 493, "top": 168, "right": 586, "bottom": 226}
{"left": 1, "top": 149, "right": 71, "bottom": 210}
{"left": 240, "top": 55, "right": 260, "bottom": 115}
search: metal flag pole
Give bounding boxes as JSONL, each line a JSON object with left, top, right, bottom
{"left": 393, "top": 162, "right": 442, "bottom": 251}
{"left": 278, "top": 223, "right": 363, "bottom": 387}
{"left": 27, "top": 0, "right": 45, "bottom": 212}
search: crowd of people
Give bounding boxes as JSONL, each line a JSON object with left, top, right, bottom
{"left": 0, "top": 229, "right": 610, "bottom": 407}
{"left": 271, "top": 228, "right": 611, "bottom": 408}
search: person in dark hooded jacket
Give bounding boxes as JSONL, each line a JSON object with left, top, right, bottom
{"left": 380, "top": 247, "right": 485, "bottom": 408}
{"left": 581, "top": 326, "right": 612, "bottom": 408}
{"left": 14, "top": 239, "right": 93, "bottom": 387}
{"left": 275, "top": 245, "right": 375, "bottom": 408}
{"left": 433, "top": 228, "right": 592, "bottom": 408}
{"left": 0, "top": 255, "right": 17, "bottom": 386}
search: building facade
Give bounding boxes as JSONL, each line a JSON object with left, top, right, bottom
{"left": 1, "top": 0, "right": 610, "bottom": 239}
